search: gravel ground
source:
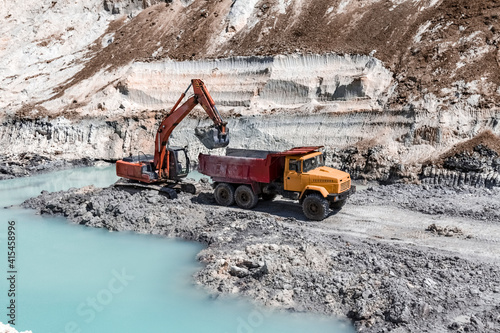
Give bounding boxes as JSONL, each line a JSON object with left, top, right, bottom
{"left": 351, "top": 184, "right": 500, "bottom": 222}
{"left": 22, "top": 183, "right": 500, "bottom": 333}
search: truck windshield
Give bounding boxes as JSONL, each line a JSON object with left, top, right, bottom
{"left": 303, "top": 154, "right": 325, "bottom": 173}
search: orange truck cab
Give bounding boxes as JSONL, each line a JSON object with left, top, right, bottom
{"left": 285, "top": 151, "right": 353, "bottom": 204}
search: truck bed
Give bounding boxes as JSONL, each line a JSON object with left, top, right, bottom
{"left": 225, "top": 148, "right": 278, "bottom": 159}
{"left": 198, "top": 146, "right": 323, "bottom": 185}
{"left": 198, "top": 150, "right": 285, "bottom": 184}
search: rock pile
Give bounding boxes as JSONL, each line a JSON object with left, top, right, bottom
{"left": 425, "top": 224, "right": 465, "bottom": 238}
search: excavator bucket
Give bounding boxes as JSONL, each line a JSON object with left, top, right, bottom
{"left": 195, "top": 126, "right": 230, "bottom": 149}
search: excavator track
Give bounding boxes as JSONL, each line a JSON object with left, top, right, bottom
{"left": 113, "top": 178, "right": 201, "bottom": 198}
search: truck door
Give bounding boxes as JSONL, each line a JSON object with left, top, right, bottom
{"left": 284, "top": 158, "right": 303, "bottom": 191}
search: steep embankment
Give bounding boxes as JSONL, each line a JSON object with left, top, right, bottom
{"left": 1, "top": 0, "right": 500, "bottom": 184}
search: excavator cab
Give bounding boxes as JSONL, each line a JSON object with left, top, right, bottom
{"left": 167, "top": 147, "right": 190, "bottom": 180}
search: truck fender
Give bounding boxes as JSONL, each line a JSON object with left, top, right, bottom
{"left": 299, "top": 186, "right": 329, "bottom": 200}
{"left": 250, "top": 182, "right": 262, "bottom": 195}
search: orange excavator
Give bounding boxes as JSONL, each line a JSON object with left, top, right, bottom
{"left": 115, "top": 79, "right": 229, "bottom": 194}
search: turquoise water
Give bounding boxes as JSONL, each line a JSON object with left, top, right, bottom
{"left": 0, "top": 165, "right": 353, "bottom": 333}
{"left": 188, "top": 169, "right": 207, "bottom": 181}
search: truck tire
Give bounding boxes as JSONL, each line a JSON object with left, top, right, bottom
{"left": 302, "top": 193, "right": 329, "bottom": 221}
{"left": 261, "top": 193, "right": 277, "bottom": 201}
{"left": 234, "top": 185, "right": 259, "bottom": 209}
{"left": 214, "top": 183, "right": 235, "bottom": 206}
{"left": 330, "top": 199, "right": 346, "bottom": 210}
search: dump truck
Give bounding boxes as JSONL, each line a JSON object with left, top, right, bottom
{"left": 198, "top": 146, "right": 356, "bottom": 221}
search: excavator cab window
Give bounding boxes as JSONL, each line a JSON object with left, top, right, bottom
{"left": 168, "top": 148, "right": 190, "bottom": 180}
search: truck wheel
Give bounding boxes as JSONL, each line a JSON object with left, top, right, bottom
{"left": 261, "top": 193, "right": 277, "bottom": 201}
{"left": 234, "top": 185, "right": 259, "bottom": 209}
{"left": 330, "top": 199, "right": 346, "bottom": 210}
{"left": 302, "top": 193, "right": 329, "bottom": 221}
{"left": 214, "top": 183, "right": 235, "bottom": 206}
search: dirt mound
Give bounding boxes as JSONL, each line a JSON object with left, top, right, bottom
{"left": 430, "top": 130, "right": 500, "bottom": 174}
{"left": 417, "top": 131, "right": 500, "bottom": 187}
{"left": 440, "top": 130, "right": 500, "bottom": 161}
{"left": 426, "top": 223, "right": 465, "bottom": 237}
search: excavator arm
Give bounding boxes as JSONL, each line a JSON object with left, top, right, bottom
{"left": 193, "top": 79, "right": 226, "bottom": 132}
{"left": 154, "top": 79, "right": 229, "bottom": 179}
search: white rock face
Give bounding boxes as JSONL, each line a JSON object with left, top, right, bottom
{"left": 226, "top": 0, "right": 260, "bottom": 33}
{"left": 1, "top": 51, "right": 394, "bottom": 118}
{"left": 0, "top": 0, "right": 116, "bottom": 115}
{"left": 2, "top": 106, "right": 497, "bottom": 170}
{"left": 101, "top": 54, "right": 394, "bottom": 115}
{"left": 0, "top": 323, "right": 32, "bottom": 333}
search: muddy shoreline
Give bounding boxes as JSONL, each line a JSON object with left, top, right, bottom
{"left": 22, "top": 181, "right": 500, "bottom": 332}
{"left": 0, "top": 153, "right": 106, "bottom": 180}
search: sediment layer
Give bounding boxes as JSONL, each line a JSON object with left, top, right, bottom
{"left": 2, "top": 109, "right": 500, "bottom": 185}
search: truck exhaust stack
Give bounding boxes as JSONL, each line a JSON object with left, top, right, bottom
{"left": 195, "top": 126, "right": 230, "bottom": 149}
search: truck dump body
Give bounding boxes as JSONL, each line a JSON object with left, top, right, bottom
{"left": 198, "top": 147, "right": 323, "bottom": 184}
{"left": 198, "top": 148, "right": 285, "bottom": 184}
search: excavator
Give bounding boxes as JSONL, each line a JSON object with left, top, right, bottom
{"left": 115, "top": 79, "right": 229, "bottom": 196}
